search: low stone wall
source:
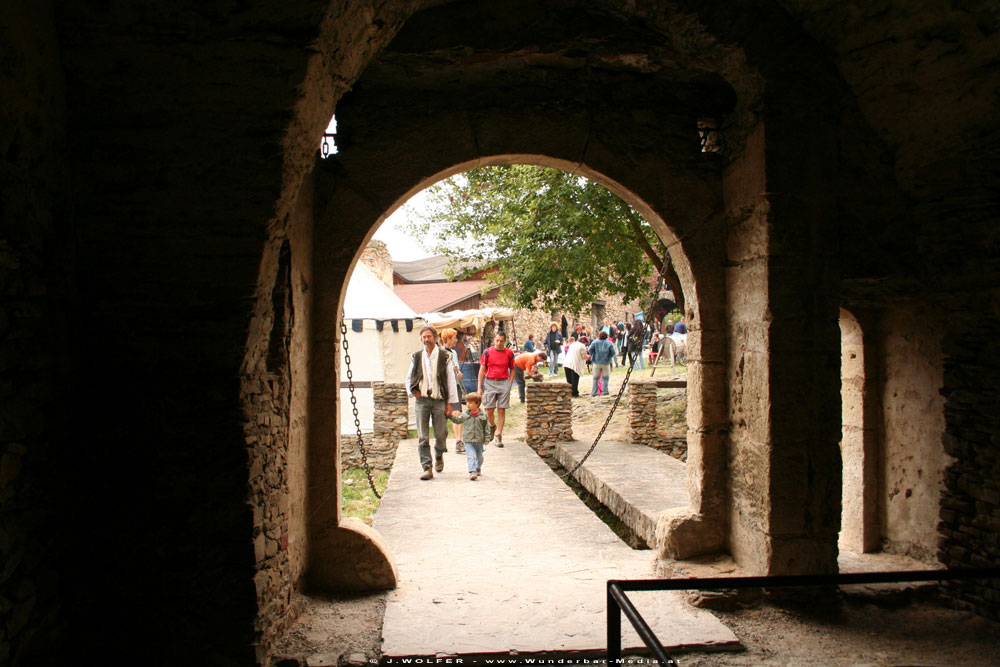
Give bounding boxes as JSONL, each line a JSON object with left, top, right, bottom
{"left": 629, "top": 380, "right": 688, "bottom": 461}
{"left": 525, "top": 382, "right": 573, "bottom": 455}
{"left": 341, "top": 382, "right": 407, "bottom": 470}
{"left": 654, "top": 436, "right": 688, "bottom": 462}
{"left": 373, "top": 382, "right": 408, "bottom": 446}
{"left": 629, "top": 380, "right": 658, "bottom": 447}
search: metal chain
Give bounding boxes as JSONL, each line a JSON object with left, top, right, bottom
{"left": 340, "top": 314, "right": 381, "bottom": 499}
{"left": 560, "top": 263, "right": 669, "bottom": 479}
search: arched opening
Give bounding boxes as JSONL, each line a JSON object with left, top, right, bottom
{"left": 837, "top": 302, "right": 953, "bottom": 564}
{"left": 284, "top": 0, "right": 850, "bottom": 607}
{"left": 271, "top": 1, "right": 854, "bottom": 655}
{"left": 305, "top": 146, "right": 723, "bottom": 571}
{"left": 246, "top": 5, "right": 864, "bottom": 660}
{"left": 839, "top": 308, "right": 878, "bottom": 553}
{"left": 344, "top": 162, "right": 693, "bottom": 500}
{"left": 8, "top": 1, "right": 1000, "bottom": 664}
{"left": 300, "top": 150, "right": 732, "bottom": 654}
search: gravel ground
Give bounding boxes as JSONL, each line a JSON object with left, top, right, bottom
{"left": 271, "top": 590, "right": 999, "bottom": 666}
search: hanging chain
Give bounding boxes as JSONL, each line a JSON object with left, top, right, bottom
{"left": 340, "top": 314, "right": 381, "bottom": 499}
{"left": 561, "top": 262, "right": 669, "bottom": 479}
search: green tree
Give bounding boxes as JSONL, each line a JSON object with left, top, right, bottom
{"left": 406, "top": 165, "right": 683, "bottom": 314}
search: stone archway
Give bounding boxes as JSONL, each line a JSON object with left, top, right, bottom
{"left": 282, "top": 0, "right": 853, "bottom": 596}
{"left": 7, "top": 0, "right": 1000, "bottom": 663}
{"left": 303, "top": 112, "right": 731, "bottom": 584}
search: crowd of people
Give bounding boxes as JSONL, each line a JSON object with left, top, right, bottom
{"left": 541, "top": 316, "right": 686, "bottom": 394}
{"left": 406, "top": 316, "right": 685, "bottom": 480}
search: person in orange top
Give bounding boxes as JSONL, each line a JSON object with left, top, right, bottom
{"left": 513, "top": 350, "right": 547, "bottom": 404}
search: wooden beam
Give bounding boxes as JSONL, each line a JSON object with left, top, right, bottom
{"left": 653, "top": 380, "right": 687, "bottom": 389}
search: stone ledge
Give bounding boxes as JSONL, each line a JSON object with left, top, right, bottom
{"left": 553, "top": 439, "right": 689, "bottom": 547}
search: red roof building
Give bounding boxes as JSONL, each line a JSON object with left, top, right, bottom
{"left": 392, "top": 256, "right": 501, "bottom": 313}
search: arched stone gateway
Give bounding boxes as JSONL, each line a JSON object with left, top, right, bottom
{"left": 292, "top": 0, "right": 850, "bottom": 600}
{"left": 309, "top": 131, "right": 727, "bottom": 570}
{"left": 6, "top": 0, "right": 999, "bottom": 663}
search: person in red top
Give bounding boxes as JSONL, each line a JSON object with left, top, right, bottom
{"left": 513, "top": 351, "right": 547, "bottom": 404}
{"left": 477, "top": 331, "right": 515, "bottom": 447}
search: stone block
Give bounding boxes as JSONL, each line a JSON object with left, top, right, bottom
{"left": 308, "top": 517, "right": 397, "bottom": 591}
{"left": 254, "top": 533, "right": 266, "bottom": 562}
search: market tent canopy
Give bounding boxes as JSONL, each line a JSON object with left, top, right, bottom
{"left": 344, "top": 262, "right": 419, "bottom": 321}
{"left": 421, "top": 307, "right": 517, "bottom": 333}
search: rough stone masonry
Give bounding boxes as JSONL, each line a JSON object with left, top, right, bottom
{"left": 525, "top": 382, "right": 574, "bottom": 457}
{"left": 629, "top": 379, "right": 658, "bottom": 448}
{"left": 341, "top": 382, "right": 407, "bottom": 471}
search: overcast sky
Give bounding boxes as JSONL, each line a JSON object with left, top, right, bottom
{"left": 373, "top": 189, "right": 436, "bottom": 262}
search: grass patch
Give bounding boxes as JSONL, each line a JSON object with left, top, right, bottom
{"left": 656, "top": 390, "right": 687, "bottom": 427}
{"left": 502, "top": 395, "right": 527, "bottom": 429}
{"left": 342, "top": 466, "right": 389, "bottom": 525}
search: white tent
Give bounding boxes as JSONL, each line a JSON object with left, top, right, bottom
{"left": 421, "top": 307, "right": 517, "bottom": 334}
{"left": 340, "top": 263, "right": 423, "bottom": 432}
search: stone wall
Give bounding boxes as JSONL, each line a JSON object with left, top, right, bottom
{"left": 341, "top": 382, "right": 407, "bottom": 471}
{"left": 245, "top": 359, "right": 296, "bottom": 656}
{"left": 937, "top": 300, "right": 1000, "bottom": 617}
{"left": 936, "top": 290, "right": 1000, "bottom": 617}
{"left": 481, "top": 290, "right": 647, "bottom": 351}
{"left": 655, "top": 435, "right": 688, "bottom": 462}
{"left": 629, "top": 381, "right": 658, "bottom": 448}
{"left": 360, "top": 240, "right": 394, "bottom": 288}
{"left": 39, "top": 3, "right": 407, "bottom": 663}
{"left": 525, "top": 382, "right": 573, "bottom": 456}
{"left": 373, "top": 382, "right": 409, "bottom": 448}
{"left": 0, "top": 3, "right": 71, "bottom": 662}
{"left": 879, "top": 305, "right": 949, "bottom": 562}
{"left": 629, "top": 381, "right": 688, "bottom": 461}
{"left": 4, "top": 3, "right": 1000, "bottom": 662}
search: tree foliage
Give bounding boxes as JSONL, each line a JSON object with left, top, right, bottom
{"left": 406, "top": 165, "right": 683, "bottom": 314}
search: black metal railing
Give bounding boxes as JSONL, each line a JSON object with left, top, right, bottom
{"left": 607, "top": 567, "right": 1000, "bottom": 665}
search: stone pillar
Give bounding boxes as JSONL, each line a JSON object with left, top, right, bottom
{"left": 724, "top": 102, "right": 841, "bottom": 576}
{"left": 839, "top": 310, "right": 880, "bottom": 554}
{"left": 525, "top": 382, "right": 573, "bottom": 452}
{"left": 373, "top": 382, "right": 408, "bottom": 446}
{"left": 721, "top": 101, "right": 842, "bottom": 576}
{"left": 629, "top": 380, "right": 658, "bottom": 447}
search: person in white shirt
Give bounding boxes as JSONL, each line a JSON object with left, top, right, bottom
{"left": 562, "top": 335, "right": 590, "bottom": 397}
{"left": 407, "top": 327, "right": 459, "bottom": 480}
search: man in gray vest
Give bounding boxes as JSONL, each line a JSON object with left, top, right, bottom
{"left": 407, "top": 326, "right": 459, "bottom": 480}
